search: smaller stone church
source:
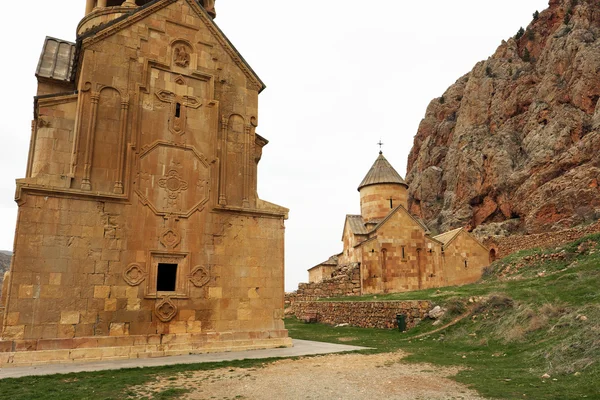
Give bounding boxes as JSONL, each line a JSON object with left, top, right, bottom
{"left": 308, "top": 152, "right": 489, "bottom": 294}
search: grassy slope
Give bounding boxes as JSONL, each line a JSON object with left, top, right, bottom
{"left": 288, "top": 233, "right": 600, "bottom": 399}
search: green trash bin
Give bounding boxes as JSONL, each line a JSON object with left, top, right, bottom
{"left": 396, "top": 314, "right": 406, "bottom": 332}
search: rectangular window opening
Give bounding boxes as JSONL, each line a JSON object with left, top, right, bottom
{"left": 175, "top": 103, "right": 181, "bottom": 118}
{"left": 157, "top": 263, "right": 178, "bottom": 291}
{"left": 401, "top": 246, "right": 406, "bottom": 259}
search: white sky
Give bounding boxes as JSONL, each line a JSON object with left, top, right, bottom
{"left": 0, "top": 0, "right": 549, "bottom": 291}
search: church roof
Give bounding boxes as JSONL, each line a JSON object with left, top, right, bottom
{"left": 433, "top": 227, "right": 489, "bottom": 252}
{"left": 36, "top": 37, "right": 76, "bottom": 82}
{"left": 308, "top": 254, "right": 339, "bottom": 271}
{"left": 345, "top": 215, "right": 369, "bottom": 236}
{"left": 358, "top": 152, "right": 409, "bottom": 191}
{"left": 372, "top": 204, "right": 432, "bottom": 235}
{"left": 433, "top": 228, "right": 463, "bottom": 246}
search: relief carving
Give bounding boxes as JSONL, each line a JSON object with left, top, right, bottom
{"left": 160, "top": 227, "right": 181, "bottom": 249}
{"left": 158, "top": 169, "right": 188, "bottom": 206}
{"left": 155, "top": 297, "right": 178, "bottom": 322}
{"left": 155, "top": 89, "right": 202, "bottom": 136}
{"left": 123, "top": 263, "right": 146, "bottom": 286}
{"left": 174, "top": 45, "right": 191, "bottom": 68}
{"left": 190, "top": 266, "right": 210, "bottom": 288}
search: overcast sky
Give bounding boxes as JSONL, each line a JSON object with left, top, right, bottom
{"left": 0, "top": 0, "right": 549, "bottom": 291}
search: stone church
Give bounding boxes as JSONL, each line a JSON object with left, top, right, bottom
{"left": 0, "top": 0, "right": 291, "bottom": 366}
{"left": 308, "top": 152, "right": 490, "bottom": 294}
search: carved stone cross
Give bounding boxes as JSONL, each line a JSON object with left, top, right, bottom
{"left": 155, "top": 89, "right": 202, "bottom": 135}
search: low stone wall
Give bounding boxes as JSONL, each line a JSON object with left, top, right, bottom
{"left": 286, "top": 264, "right": 361, "bottom": 303}
{"left": 484, "top": 220, "right": 600, "bottom": 259}
{"left": 292, "top": 300, "right": 432, "bottom": 330}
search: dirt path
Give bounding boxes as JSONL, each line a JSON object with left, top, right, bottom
{"left": 130, "top": 351, "right": 487, "bottom": 400}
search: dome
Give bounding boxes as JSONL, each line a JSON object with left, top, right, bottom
{"left": 357, "top": 152, "right": 408, "bottom": 191}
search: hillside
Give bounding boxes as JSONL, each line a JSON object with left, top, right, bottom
{"left": 407, "top": 0, "right": 600, "bottom": 236}
{"left": 289, "top": 233, "right": 600, "bottom": 399}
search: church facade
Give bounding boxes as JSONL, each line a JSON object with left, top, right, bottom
{"left": 0, "top": 0, "right": 291, "bottom": 366}
{"left": 308, "top": 152, "right": 490, "bottom": 294}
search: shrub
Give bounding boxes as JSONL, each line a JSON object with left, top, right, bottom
{"left": 515, "top": 27, "right": 525, "bottom": 39}
{"left": 522, "top": 48, "right": 531, "bottom": 62}
{"left": 445, "top": 297, "right": 467, "bottom": 317}
{"left": 533, "top": 10, "right": 540, "bottom": 20}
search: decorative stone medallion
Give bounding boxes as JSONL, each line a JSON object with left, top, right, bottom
{"left": 190, "top": 266, "right": 210, "bottom": 288}
{"left": 160, "top": 228, "right": 181, "bottom": 249}
{"left": 123, "top": 263, "right": 146, "bottom": 286}
{"left": 155, "top": 297, "right": 178, "bottom": 322}
{"left": 159, "top": 169, "right": 188, "bottom": 204}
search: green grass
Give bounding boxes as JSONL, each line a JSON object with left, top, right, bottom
{"left": 287, "top": 233, "right": 600, "bottom": 399}
{"left": 0, "top": 358, "right": 276, "bottom": 400}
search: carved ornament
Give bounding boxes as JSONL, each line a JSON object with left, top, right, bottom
{"left": 190, "top": 266, "right": 210, "bottom": 288}
{"left": 174, "top": 45, "right": 191, "bottom": 67}
{"left": 155, "top": 297, "right": 178, "bottom": 322}
{"left": 123, "top": 263, "right": 146, "bottom": 286}
{"left": 160, "top": 228, "right": 181, "bottom": 249}
{"left": 158, "top": 169, "right": 188, "bottom": 204}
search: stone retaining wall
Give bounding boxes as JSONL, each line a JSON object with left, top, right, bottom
{"left": 484, "top": 220, "right": 600, "bottom": 259}
{"left": 292, "top": 300, "right": 432, "bottom": 330}
{"left": 286, "top": 264, "right": 361, "bottom": 303}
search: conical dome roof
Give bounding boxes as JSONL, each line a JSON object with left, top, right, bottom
{"left": 357, "top": 152, "right": 408, "bottom": 191}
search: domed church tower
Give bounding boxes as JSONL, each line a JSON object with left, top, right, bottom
{"left": 358, "top": 152, "right": 409, "bottom": 224}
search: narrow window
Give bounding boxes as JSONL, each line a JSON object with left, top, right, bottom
{"left": 401, "top": 246, "right": 406, "bottom": 259}
{"left": 175, "top": 103, "right": 181, "bottom": 118}
{"left": 464, "top": 260, "right": 468, "bottom": 269}
{"left": 389, "top": 197, "right": 393, "bottom": 209}
{"left": 157, "top": 263, "right": 178, "bottom": 291}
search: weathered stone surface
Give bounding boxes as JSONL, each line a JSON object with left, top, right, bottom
{"left": 0, "top": 0, "right": 290, "bottom": 367}
{"left": 292, "top": 301, "right": 433, "bottom": 330}
{"left": 428, "top": 306, "right": 445, "bottom": 320}
{"left": 407, "top": 0, "right": 600, "bottom": 235}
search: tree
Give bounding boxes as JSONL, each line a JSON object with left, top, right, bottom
{"left": 516, "top": 27, "right": 525, "bottom": 39}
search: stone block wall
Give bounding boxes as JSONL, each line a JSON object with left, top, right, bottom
{"left": 287, "top": 264, "right": 361, "bottom": 303}
{"left": 292, "top": 300, "right": 432, "bottom": 330}
{"left": 484, "top": 220, "right": 600, "bottom": 259}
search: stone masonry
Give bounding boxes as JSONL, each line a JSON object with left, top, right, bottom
{"left": 0, "top": 0, "right": 291, "bottom": 367}
{"left": 292, "top": 301, "right": 432, "bottom": 330}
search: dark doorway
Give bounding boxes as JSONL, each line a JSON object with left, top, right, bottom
{"left": 157, "top": 263, "right": 178, "bottom": 291}
{"left": 489, "top": 249, "right": 497, "bottom": 263}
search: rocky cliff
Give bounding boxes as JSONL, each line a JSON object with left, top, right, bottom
{"left": 407, "top": 0, "right": 600, "bottom": 236}
{"left": 0, "top": 252, "right": 11, "bottom": 296}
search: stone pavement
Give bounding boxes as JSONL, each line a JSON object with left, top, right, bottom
{"left": 0, "top": 339, "right": 368, "bottom": 379}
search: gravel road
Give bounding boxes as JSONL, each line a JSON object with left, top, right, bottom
{"left": 131, "top": 351, "right": 487, "bottom": 400}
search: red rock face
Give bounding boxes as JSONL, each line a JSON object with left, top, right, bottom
{"left": 407, "top": 0, "right": 600, "bottom": 235}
